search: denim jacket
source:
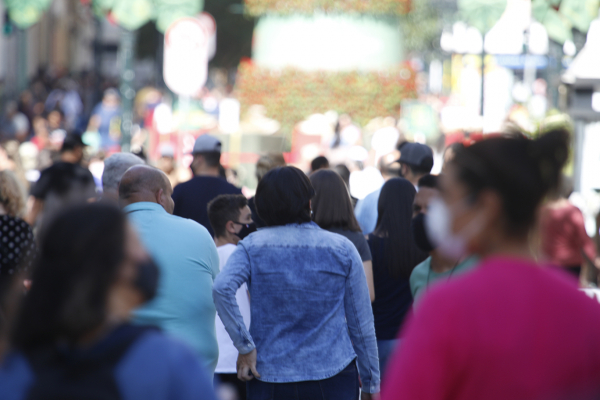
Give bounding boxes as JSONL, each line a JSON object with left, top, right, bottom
{"left": 213, "top": 222, "right": 380, "bottom": 393}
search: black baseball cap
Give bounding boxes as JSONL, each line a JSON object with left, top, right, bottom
{"left": 61, "top": 133, "right": 87, "bottom": 152}
{"left": 398, "top": 142, "right": 434, "bottom": 172}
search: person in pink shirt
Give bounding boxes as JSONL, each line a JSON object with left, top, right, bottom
{"left": 382, "top": 129, "right": 600, "bottom": 400}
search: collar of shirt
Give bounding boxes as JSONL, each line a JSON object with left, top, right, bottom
{"left": 123, "top": 202, "right": 167, "bottom": 215}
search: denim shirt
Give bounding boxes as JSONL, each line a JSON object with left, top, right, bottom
{"left": 212, "top": 222, "right": 380, "bottom": 393}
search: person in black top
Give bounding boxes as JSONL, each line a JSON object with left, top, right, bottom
{"left": 367, "top": 178, "right": 428, "bottom": 377}
{"left": 310, "top": 169, "right": 374, "bottom": 302}
{"left": 172, "top": 135, "right": 241, "bottom": 236}
{"left": 26, "top": 134, "right": 96, "bottom": 228}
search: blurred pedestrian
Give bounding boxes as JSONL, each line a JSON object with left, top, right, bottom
{"left": 0, "top": 171, "right": 36, "bottom": 291}
{"left": 101, "top": 152, "right": 145, "bottom": 202}
{"left": 208, "top": 194, "right": 253, "bottom": 400}
{"left": 88, "top": 88, "right": 122, "bottom": 150}
{"left": 213, "top": 166, "right": 380, "bottom": 400}
{"left": 120, "top": 165, "right": 220, "bottom": 373}
{"left": 172, "top": 135, "right": 242, "bottom": 236}
{"left": 249, "top": 153, "right": 285, "bottom": 229}
{"left": 58, "top": 133, "right": 86, "bottom": 166}
{"left": 397, "top": 142, "right": 434, "bottom": 188}
{"left": 539, "top": 175, "right": 598, "bottom": 282}
{"left": 368, "top": 178, "right": 428, "bottom": 376}
{"left": 0, "top": 102, "right": 29, "bottom": 143}
{"left": 25, "top": 154, "right": 96, "bottom": 231}
{"left": 310, "top": 156, "right": 329, "bottom": 174}
{"left": 310, "top": 169, "right": 374, "bottom": 301}
{"left": 355, "top": 152, "right": 402, "bottom": 235}
{"left": 409, "top": 174, "right": 477, "bottom": 304}
{"left": 0, "top": 203, "right": 217, "bottom": 399}
{"left": 156, "top": 144, "right": 178, "bottom": 188}
{"left": 382, "top": 129, "right": 600, "bottom": 400}
{"left": 333, "top": 164, "right": 358, "bottom": 207}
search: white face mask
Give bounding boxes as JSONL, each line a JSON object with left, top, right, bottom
{"left": 425, "top": 197, "right": 483, "bottom": 260}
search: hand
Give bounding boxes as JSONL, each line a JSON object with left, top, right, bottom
{"left": 361, "top": 392, "right": 380, "bottom": 400}
{"left": 237, "top": 349, "right": 260, "bottom": 382}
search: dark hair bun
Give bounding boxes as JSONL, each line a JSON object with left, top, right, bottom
{"left": 452, "top": 128, "right": 571, "bottom": 235}
{"left": 528, "top": 128, "right": 570, "bottom": 194}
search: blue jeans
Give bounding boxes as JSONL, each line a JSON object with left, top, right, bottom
{"left": 247, "top": 360, "right": 359, "bottom": 400}
{"left": 377, "top": 339, "right": 400, "bottom": 378}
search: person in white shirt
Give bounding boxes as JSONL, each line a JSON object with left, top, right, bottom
{"left": 207, "top": 194, "right": 254, "bottom": 400}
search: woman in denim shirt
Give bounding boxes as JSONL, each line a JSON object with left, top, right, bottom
{"left": 213, "top": 166, "right": 380, "bottom": 400}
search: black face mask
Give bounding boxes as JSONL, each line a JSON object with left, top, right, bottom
{"left": 134, "top": 258, "right": 160, "bottom": 302}
{"left": 236, "top": 223, "right": 257, "bottom": 241}
{"left": 411, "top": 212, "right": 435, "bottom": 253}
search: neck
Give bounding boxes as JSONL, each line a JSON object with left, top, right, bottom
{"left": 121, "top": 196, "right": 159, "bottom": 209}
{"left": 430, "top": 250, "right": 457, "bottom": 273}
{"left": 0, "top": 204, "right": 7, "bottom": 216}
{"left": 215, "top": 234, "right": 238, "bottom": 247}
{"left": 478, "top": 234, "right": 534, "bottom": 261}
{"left": 61, "top": 152, "right": 79, "bottom": 164}
{"left": 193, "top": 166, "right": 220, "bottom": 177}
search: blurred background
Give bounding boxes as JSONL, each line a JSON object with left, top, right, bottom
{"left": 0, "top": 0, "right": 600, "bottom": 231}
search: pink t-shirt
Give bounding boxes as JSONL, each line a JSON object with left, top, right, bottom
{"left": 382, "top": 257, "right": 600, "bottom": 400}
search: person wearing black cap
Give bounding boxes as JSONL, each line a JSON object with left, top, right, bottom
{"left": 172, "top": 135, "right": 242, "bottom": 236}
{"left": 59, "top": 133, "right": 86, "bottom": 165}
{"left": 397, "top": 142, "right": 434, "bottom": 188}
{"left": 25, "top": 134, "right": 96, "bottom": 229}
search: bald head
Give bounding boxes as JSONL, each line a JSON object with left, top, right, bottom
{"left": 119, "top": 165, "right": 175, "bottom": 214}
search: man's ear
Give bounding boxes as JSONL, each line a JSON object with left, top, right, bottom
{"left": 156, "top": 188, "right": 165, "bottom": 205}
{"left": 225, "top": 220, "right": 237, "bottom": 235}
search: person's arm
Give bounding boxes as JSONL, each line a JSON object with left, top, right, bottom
{"left": 212, "top": 244, "right": 255, "bottom": 355}
{"left": 25, "top": 196, "right": 43, "bottom": 226}
{"left": 344, "top": 247, "right": 380, "bottom": 395}
{"left": 363, "top": 260, "right": 375, "bottom": 302}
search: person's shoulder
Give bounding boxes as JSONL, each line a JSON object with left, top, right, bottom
{"left": 217, "top": 178, "right": 242, "bottom": 193}
{"left": 0, "top": 352, "right": 34, "bottom": 400}
{"left": 317, "top": 227, "right": 357, "bottom": 252}
{"left": 165, "top": 213, "right": 212, "bottom": 236}
{"left": 411, "top": 257, "right": 431, "bottom": 280}
{"left": 129, "top": 330, "right": 198, "bottom": 363}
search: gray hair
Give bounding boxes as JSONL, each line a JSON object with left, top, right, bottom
{"left": 102, "top": 153, "right": 145, "bottom": 193}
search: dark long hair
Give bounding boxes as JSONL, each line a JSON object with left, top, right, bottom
{"left": 255, "top": 166, "right": 315, "bottom": 227}
{"left": 310, "top": 169, "right": 360, "bottom": 232}
{"left": 11, "top": 203, "right": 127, "bottom": 350}
{"left": 374, "top": 178, "right": 428, "bottom": 278}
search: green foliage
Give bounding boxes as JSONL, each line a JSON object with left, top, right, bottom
{"left": 235, "top": 61, "right": 417, "bottom": 132}
{"left": 399, "top": 0, "right": 443, "bottom": 54}
{"left": 244, "top": 0, "right": 411, "bottom": 16}
{"left": 458, "top": 0, "right": 507, "bottom": 34}
{"left": 93, "top": 0, "right": 204, "bottom": 32}
{"left": 532, "top": 0, "right": 599, "bottom": 43}
{"left": 3, "top": 0, "right": 52, "bottom": 28}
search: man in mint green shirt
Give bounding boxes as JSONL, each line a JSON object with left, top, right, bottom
{"left": 410, "top": 256, "right": 478, "bottom": 304}
{"left": 119, "top": 165, "right": 220, "bottom": 373}
{"left": 410, "top": 174, "right": 477, "bottom": 305}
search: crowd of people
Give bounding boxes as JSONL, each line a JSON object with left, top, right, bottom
{"left": 0, "top": 115, "right": 599, "bottom": 400}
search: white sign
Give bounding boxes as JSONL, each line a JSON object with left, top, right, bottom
{"left": 219, "top": 98, "right": 240, "bottom": 133}
{"left": 197, "top": 12, "right": 217, "bottom": 61}
{"left": 164, "top": 18, "right": 209, "bottom": 97}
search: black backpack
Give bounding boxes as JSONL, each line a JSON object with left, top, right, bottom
{"left": 24, "top": 325, "right": 156, "bottom": 400}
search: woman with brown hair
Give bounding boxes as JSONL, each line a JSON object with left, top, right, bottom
{"left": 310, "top": 169, "right": 375, "bottom": 302}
